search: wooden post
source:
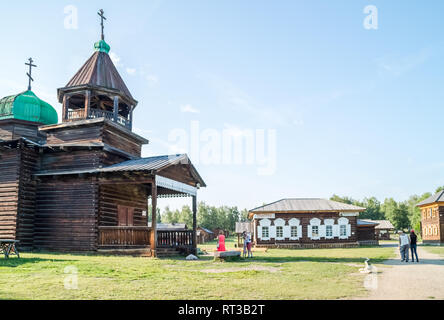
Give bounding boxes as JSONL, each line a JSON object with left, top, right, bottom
{"left": 84, "top": 90, "right": 91, "bottom": 119}
{"left": 62, "top": 95, "right": 70, "bottom": 121}
{"left": 192, "top": 195, "right": 197, "bottom": 255}
{"left": 129, "top": 105, "right": 133, "bottom": 130}
{"left": 150, "top": 176, "right": 157, "bottom": 257}
{"left": 113, "top": 96, "right": 119, "bottom": 123}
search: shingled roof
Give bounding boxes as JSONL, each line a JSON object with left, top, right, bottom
{"left": 250, "top": 198, "right": 366, "bottom": 213}
{"left": 59, "top": 50, "right": 135, "bottom": 103}
{"left": 417, "top": 190, "right": 444, "bottom": 207}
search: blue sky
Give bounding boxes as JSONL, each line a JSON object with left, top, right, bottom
{"left": 0, "top": 1, "right": 443, "bottom": 210}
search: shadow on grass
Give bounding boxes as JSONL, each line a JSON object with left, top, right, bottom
{"left": 0, "top": 257, "right": 72, "bottom": 268}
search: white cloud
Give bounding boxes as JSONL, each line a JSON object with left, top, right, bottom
{"left": 126, "top": 68, "right": 136, "bottom": 75}
{"left": 180, "top": 104, "right": 199, "bottom": 114}
{"left": 377, "top": 48, "right": 432, "bottom": 77}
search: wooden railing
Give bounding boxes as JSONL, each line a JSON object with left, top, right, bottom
{"left": 67, "top": 108, "right": 131, "bottom": 129}
{"left": 99, "top": 226, "right": 151, "bottom": 247}
{"left": 157, "top": 230, "right": 194, "bottom": 248}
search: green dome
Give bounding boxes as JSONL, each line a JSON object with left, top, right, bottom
{"left": 94, "top": 40, "right": 110, "bottom": 53}
{"left": 0, "top": 90, "right": 58, "bottom": 125}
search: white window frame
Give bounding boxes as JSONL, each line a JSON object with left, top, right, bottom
{"left": 338, "top": 217, "right": 350, "bottom": 239}
{"left": 274, "top": 218, "right": 285, "bottom": 240}
{"left": 258, "top": 218, "right": 271, "bottom": 241}
{"left": 309, "top": 218, "right": 321, "bottom": 240}
{"left": 288, "top": 218, "right": 302, "bottom": 240}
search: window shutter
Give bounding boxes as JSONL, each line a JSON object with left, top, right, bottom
{"left": 319, "top": 225, "right": 326, "bottom": 238}
{"left": 270, "top": 226, "right": 276, "bottom": 239}
{"left": 307, "top": 225, "right": 312, "bottom": 239}
{"left": 333, "top": 225, "right": 339, "bottom": 237}
{"left": 283, "top": 226, "right": 291, "bottom": 239}
{"left": 298, "top": 225, "right": 302, "bottom": 240}
{"left": 346, "top": 224, "right": 352, "bottom": 238}
{"left": 257, "top": 226, "right": 262, "bottom": 239}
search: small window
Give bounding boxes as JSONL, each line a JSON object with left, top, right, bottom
{"left": 262, "top": 226, "right": 269, "bottom": 238}
{"left": 340, "top": 225, "right": 347, "bottom": 237}
{"left": 312, "top": 226, "right": 319, "bottom": 237}
{"left": 276, "top": 226, "right": 283, "bottom": 238}
{"left": 326, "top": 225, "right": 333, "bottom": 237}
{"left": 291, "top": 226, "right": 298, "bottom": 238}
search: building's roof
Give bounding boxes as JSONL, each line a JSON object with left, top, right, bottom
{"left": 235, "top": 222, "right": 254, "bottom": 233}
{"left": 198, "top": 227, "right": 213, "bottom": 234}
{"left": 250, "top": 198, "right": 366, "bottom": 214}
{"left": 59, "top": 40, "right": 135, "bottom": 103}
{"left": 417, "top": 191, "right": 444, "bottom": 207}
{"left": 34, "top": 153, "right": 206, "bottom": 187}
{"left": 357, "top": 219, "right": 379, "bottom": 227}
{"left": 0, "top": 90, "right": 58, "bottom": 125}
{"left": 148, "top": 223, "right": 187, "bottom": 231}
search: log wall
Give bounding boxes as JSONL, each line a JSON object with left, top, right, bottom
{"left": 98, "top": 184, "right": 148, "bottom": 227}
{"left": 34, "top": 178, "right": 98, "bottom": 251}
{"left": 255, "top": 213, "right": 358, "bottom": 246}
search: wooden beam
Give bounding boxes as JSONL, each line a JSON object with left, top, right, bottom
{"left": 85, "top": 90, "right": 91, "bottom": 119}
{"left": 113, "top": 96, "right": 119, "bottom": 122}
{"left": 150, "top": 176, "right": 157, "bottom": 257}
{"left": 192, "top": 195, "right": 197, "bottom": 254}
{"left": 129, "top": 105, "right": 133, "bottom": 130}
{"left": 62, "top": 95, "right": 69, "bottom": 121}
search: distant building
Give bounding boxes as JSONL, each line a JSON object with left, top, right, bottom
{"left": 360, "top": 220, "right": 394, "bottom": 240}
{"left": 249, "top": 198, "right": 367, "bottom": 248}
{"left": 357, "top": 220, "right": 379, "bottom": 245}
{"left": 417, "top": 191, "right": 444, "bottom": 244}
{"left": 196, "top": 227, "right": 215, "bottom": 244}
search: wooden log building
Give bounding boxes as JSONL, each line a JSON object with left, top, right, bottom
{"left": 0, "top": 17, "right": 205, "bottom": 257}
{"left": 248, "top": 198, "right": 373, "bottom": 248}
{"left": 417, "top": 191, "right": 444, "bottom": 244}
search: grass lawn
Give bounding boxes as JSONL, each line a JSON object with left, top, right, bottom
{"left": 0, "top": 238, "right": 395, "bottom": 300}
{"left": 422, "top": 245, "right": 444, "bottom": 257}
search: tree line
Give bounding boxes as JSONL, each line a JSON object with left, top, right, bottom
{"left": 331, "top": 185, "right": 444, "bottom": 232}
{"left": 149, "top": 185, "right": 443, "bottom": 233}
{"left": 149, "top": 203, "right": 249, "bottom": 233}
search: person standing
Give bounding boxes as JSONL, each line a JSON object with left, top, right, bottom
{"left": 246, "top": 232, "right": 253, "bottom": 258}
{"left": 410, "top": 230, "right": 419, "bottom": 262}
{"left": 217, "top": 230, "right": 226, "bottom": 252}
{"left": 242, "top": 231, "right": 247, "bottom": 258}
{"left": 398, "top": 230, "right": 410, "bottom": 262}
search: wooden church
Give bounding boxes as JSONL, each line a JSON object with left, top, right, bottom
{"left": 0, "top": 11, "right": 205, "bottom": 257}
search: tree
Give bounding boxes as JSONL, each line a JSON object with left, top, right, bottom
{"left": 359, "top": 197, "right": 384, "bottom": 220}
{"left": 330, "top": 195, "right": 355, "bottom": 204}
{"left": 392, "top": 203, "right": 410, "bottom": 230}
{"left": 436, "top": 186, "right": 444, "bottom": 193}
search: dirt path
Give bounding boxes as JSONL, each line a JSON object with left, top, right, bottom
{"left": 361, "top": 245, "right": 444, "bottom": 300}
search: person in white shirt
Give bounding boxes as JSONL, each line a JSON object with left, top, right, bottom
{"left": 398, "top": 230, "right": 411, "bottom": 262}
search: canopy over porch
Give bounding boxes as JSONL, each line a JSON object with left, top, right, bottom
{"left": 35, "top": 154, "right": 206, "bottom": 256}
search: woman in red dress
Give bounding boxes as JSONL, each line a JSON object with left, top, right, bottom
{"left": 217, "top": 231, "right": 226, "bottom": 251}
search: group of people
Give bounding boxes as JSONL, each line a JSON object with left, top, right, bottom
{"left": 398, "top": 230, "right": 419, "bottom": 263}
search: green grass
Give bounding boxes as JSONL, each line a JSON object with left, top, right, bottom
{"left": 422, "top": 245, "right": 444, "bottom": 257}
{"left": 0, "top": 240, "right": 395, "bottom": 300}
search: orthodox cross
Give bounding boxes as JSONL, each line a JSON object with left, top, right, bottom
{"left": 98, "top": 9, "right": 106, "bottom": 40}
{"left": 25, "top": 58, "right": 37, "bottom": 91}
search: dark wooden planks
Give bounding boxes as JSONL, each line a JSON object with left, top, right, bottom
{"left": 34, "top": 179, "right": 98, "bottom": 251}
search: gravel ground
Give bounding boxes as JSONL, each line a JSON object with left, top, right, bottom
{"left": 361, "top": 245, "right": 444, "bottom": 300}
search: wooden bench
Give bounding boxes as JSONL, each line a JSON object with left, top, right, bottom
{"left": 0, "top": 240, "right": 20, "bottom": 259}
{"left": 213, "top": 250, "right": 241, "bottom": 261}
